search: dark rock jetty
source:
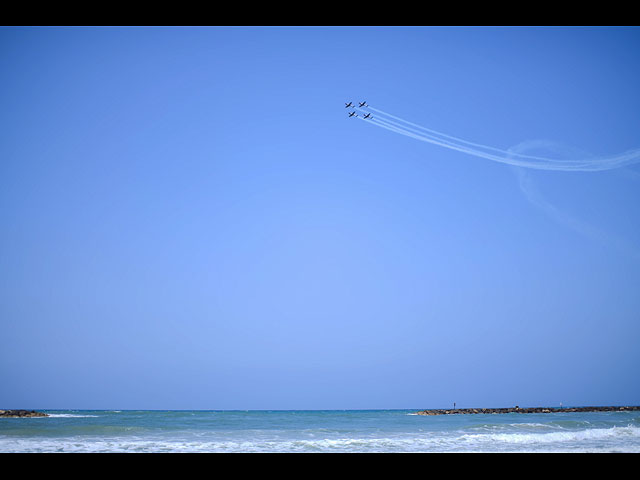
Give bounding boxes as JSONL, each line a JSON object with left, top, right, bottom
{"left": 0, "top": 409, "right": 49, "bottom": 418}
{"left": 416, "top": 405, "right": 640, "bottom": 416}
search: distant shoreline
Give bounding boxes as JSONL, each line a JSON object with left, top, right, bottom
{"left": 416, "top": 405, "right": 640, "bottom": 415}
{"left": 2, "top": 407, "right": 639, "bottom": 417}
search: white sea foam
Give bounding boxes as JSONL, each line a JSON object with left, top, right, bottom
{"left": 457, "top": 424, "right": 640, "bottom": 452}
{"left": 2, "top": 424, "right": 639, "bottom": 453}
{"left": 46, "top": 413, "right": 100, "bottom": 418}
{"left": 3, "top": 410, "right": 639, "bottom": 453}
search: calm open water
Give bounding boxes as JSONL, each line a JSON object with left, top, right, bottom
{"left": 1, "top": 409, "right": 639, "bottom": 453}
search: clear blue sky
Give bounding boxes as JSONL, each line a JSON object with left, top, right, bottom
{"left": 1, "top": 26, "right": 639, "bottom": 410}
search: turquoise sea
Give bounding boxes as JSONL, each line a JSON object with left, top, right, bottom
{"left": 1, "top": 409, "right": 639, "bottom": 453}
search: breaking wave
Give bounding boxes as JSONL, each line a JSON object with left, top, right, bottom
{"left": 2, "top": 424, "right": 638, "bottom": 453}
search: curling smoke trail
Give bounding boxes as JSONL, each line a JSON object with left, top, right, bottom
{"left": 351, "top": 103, "right": 640, "bottom": 260}
{"left": 356, "top": 106, "right": 640, "bottom": 172}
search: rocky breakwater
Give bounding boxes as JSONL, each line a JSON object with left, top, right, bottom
{"left": 416, "top": 405, "right": 640, "bottom": 416}
{"left": 0, "top": 409, "right": 49, "bottom": 418}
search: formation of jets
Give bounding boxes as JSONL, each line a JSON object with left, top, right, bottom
{"left": 345, "top": 101, "right": 372, "bottom": 119}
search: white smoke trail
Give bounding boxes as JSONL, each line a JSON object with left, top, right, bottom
{"left": 352, "top": 104, "right": 640, "bottom": 260}
{"left": 512, "top": 157, "right": 640, "bottom": 261}
{"left": 367, "top": 112, "right": 592, "bottom": 166}
{"left": 363, "top": 115, "right": 600, "bottom": 171}
{"left": 366, "top": 115, "right": 590, "bottom": 170}
{"left": 356, "top": 106, "right": 640, "bottom": 172}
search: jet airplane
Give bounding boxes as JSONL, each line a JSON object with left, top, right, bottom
{"left": 345, "top": 102, "right": 354, "bottom": 108}
{"left": 348, "top": 111, "right": 358, "bottom": 117}
{"left": 358, "top": 101, "right": 368, "bottom": 107}
{"left": 363, "top": 113, "right": 372, "bottom": 119}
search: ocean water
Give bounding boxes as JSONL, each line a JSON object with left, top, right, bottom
{"left": 1, "top": 409, "right": 639, "bottom": 453}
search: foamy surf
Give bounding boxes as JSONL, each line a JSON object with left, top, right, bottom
{"left": 46, "top": 413, "right": 100, "bottom": 418}
{"left": 1, "top": 409, "right": 639, "bottom": 452}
